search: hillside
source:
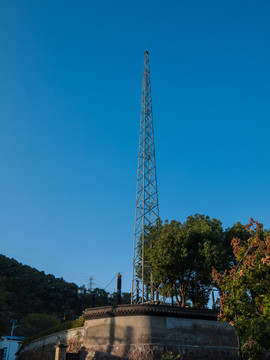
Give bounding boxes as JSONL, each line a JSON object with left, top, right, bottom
{"left": 0, "top": 254, "right": 78, "bottom": 336}
{"left": 0, "top": 254, "right": 130, "bottom": 337}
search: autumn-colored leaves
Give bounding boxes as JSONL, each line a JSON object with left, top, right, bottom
{"left": 212, "top": 219, "right": 270, "bottom": 359}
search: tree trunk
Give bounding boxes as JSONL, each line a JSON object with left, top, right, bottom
{"left": 180, "top": 284, "right": 186, "bottom": 307}
{"left": 173, "top": 283, "right": 181, "bottom": 306}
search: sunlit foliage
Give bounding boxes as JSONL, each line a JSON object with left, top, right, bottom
{"left": 212, "top": 219, "right": 270, "bottom": 359}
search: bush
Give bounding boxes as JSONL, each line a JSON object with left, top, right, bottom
{"left": 72, "top": 316, "right": 84, "bottom": 328}
{"left": 161, "top": 352, "right": 181, "bottom": 360}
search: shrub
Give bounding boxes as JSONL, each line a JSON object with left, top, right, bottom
{"left": 161, "top": 351, "right": 181, "bottom": 359}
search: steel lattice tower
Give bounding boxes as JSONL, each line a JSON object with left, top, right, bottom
{"left": 131, "top": 51, "right": 159, "bottom": 304}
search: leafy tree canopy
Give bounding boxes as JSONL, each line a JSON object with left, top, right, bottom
{"left": 146, "top": 214, "right": 228, "bottom": 307}
{"left": 19, "top": 313, "right": 60, "bottom": 337}
{"left": 212, "top": 219, "right": 270, "bottom": 360}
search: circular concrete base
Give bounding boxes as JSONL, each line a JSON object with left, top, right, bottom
{"left": 83, "top": 304, "right": 238, "bottom": 360}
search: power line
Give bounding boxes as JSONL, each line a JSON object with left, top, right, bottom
{"left": 104, "top": 273, "right": 119, "bottom": 291}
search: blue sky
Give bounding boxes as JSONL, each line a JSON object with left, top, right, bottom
{"left": 0, "top": 0, "right": 269, "bottom": 292}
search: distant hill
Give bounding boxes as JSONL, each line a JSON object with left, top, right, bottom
{"left": 0, "top": 254, "right": 78, "bottom": 336}
{"left": 0, "top": 254, "right": 131, "bottom": 337}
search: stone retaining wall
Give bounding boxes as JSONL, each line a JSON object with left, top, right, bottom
{"left": 18, "top": 305, "right": 268, "bottom": 360}
{"left": 83, "top": 305, "right": 238, "bottom": 359}
{"left": 18, "top": 327, "right": 84, "bottom": 360}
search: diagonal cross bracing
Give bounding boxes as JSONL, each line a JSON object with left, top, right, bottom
{"left": 131, "top": 51, "right": 159, "bottom": 304}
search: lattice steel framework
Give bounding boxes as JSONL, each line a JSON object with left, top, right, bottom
{"left": 131, "top": 51, "right": 159, "bottom": 304}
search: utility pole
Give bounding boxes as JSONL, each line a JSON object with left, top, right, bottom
{"left": 7, "top": 319, "right": 19, "bottom": 360}
{"left": 75, "top": 288, "right": 83, "bottom": 318}
{"left": 131, "top": 51, "right": 159, "bottom": 304}
{"left": 117, "top": 273, "right": 122, "bottom": 305}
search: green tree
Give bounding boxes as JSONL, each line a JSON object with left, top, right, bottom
{"left": 19, "top": 313, "right": 60, "bottom": 337}
{"left": 147, "top": 214, "right": 226, "bottom": 307}
{"left": 84, "top": 288, "right": 109, "bottom": 307}
{"left": 223, "top": 221, "right": 251, "bottom": 265}
{"left": 212, "top": 219, "right": 270, "bottom": 360}
{"left": 0, "top": 315, "right": 6, "bottom": 335}
{"left": 121, "top": 292, "right": 131, "bottom": 304}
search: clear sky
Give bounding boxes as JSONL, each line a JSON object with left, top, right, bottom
{"left": 0, "top": 0, "right": 269, "bottom": 293}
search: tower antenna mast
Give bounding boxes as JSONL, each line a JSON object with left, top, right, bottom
{"left": 131, "top": 51, "right": 159, "bottom": 304}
